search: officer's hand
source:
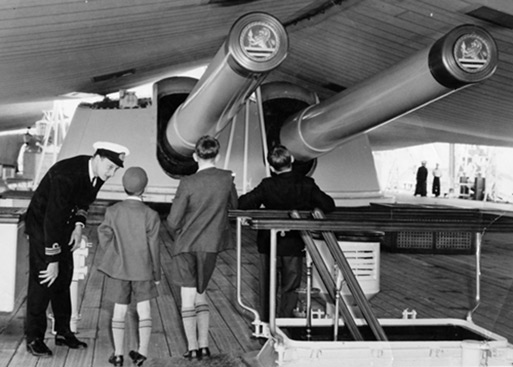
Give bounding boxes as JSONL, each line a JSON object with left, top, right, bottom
{"left": 39, "top": 262, "right": 59, "bottom": 287}
{"left": 69, "top": 224, "right": 83, "bottom": 252}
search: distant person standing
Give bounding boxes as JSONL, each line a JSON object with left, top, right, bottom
{"left": 24, "top": 142, "right": 129, "bottom": 357}
{"left": 432, "top": 163, "right": 442, "bottom": 197}
{"left": 414, "top": 160, "right": 428, "bottom": 197}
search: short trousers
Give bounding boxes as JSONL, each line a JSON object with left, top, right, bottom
{"left": 170, "top": 252, "right": 218, "bottom": 293}
{"left": 105, "top": 276, "right": 158, "bottom": 304}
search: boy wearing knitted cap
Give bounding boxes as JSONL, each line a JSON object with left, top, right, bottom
{"left": 97, "top": 167, "right": 161, "bottom": 367}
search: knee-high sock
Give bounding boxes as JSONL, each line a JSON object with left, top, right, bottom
{"left": 196, "top": 302, "right": 209, "bottom": 348}
{"left": 181, "top": 287, "right": 198, "bottom": 351}
{"left": 181, "top": 307, "right": 198, "bottom": 351}
{"left": 138, "top": 318, "right": 152, "bottom": 356}
{"left": 112, "top": 318, "right": 125, "bottom": 356}
{"left": 136, "top": 300, "right": 152, "bottom": 356}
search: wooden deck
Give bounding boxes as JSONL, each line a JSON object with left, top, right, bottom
{"left": 1, "top": 214, "right": 513, "bottom": 367}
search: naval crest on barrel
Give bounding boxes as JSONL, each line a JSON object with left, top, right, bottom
{"left": 454, "top": 33, "right": 492, "bottom": 73}
{"left": 240, "top": 21, "right": 280, "bottom": 62}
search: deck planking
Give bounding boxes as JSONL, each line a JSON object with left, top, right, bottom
{"left": 1, "top": 219, "right": 513, "bottom": 366}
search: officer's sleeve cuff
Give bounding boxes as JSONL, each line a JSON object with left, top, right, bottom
{"left": 45, "top": 243, "right": 62, "bottom": 257}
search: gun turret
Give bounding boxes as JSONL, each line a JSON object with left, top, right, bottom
{"left": 158, "top": 20, "right": 497, "bottom": 177}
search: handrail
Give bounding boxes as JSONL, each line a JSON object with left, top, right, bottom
{"left": 268, "top": 228, "right": 282, "bottom": 343}
{"left": 290, "top": 210, "right": 363, "bottom": 341}
{"left": 236, "top": 217, "right": 261, "bottom": 322}
{"left": 467, "top": 232, "right": 482, "bottom": 321}
{"left": 240, "top": 217, "right": 489, "bottom": 232}
{"left": 229, "top": 208, "right": 513, "bottom": 233}
{"left": 234, "top": 207, "right": 501, "bottom": 340}
{"left": 312, "top": 208, "right": 388, "bottom": 341}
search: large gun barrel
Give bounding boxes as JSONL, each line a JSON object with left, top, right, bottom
{"left": 158, "top": 12, "right": 287, "bottom": 176}
{"left": 279, "top": 24, "right": 498, "bottom": 162}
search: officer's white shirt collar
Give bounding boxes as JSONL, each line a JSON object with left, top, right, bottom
{"left": 88, "top": 159, "right": 95, "bottom": 182}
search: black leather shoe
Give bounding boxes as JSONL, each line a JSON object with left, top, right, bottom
{"left": 129, "top": 350, "right": 147, "bottom": 366}
{"left": 108, "top": 354, "right": 124, "bottom": 366}
{"left": 183, "top": 349, "right": 200, "bottom": 360}
{"left": 199, "top": 347, "right": 211, "bottom": 359}
{"left": 55, "top": 333, "right": 88, "bottom": 349}
{"left": 26, "top": 339, "right": 53, "bottom": 357}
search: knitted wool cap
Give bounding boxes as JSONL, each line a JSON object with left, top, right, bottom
{"left": 122, "top": 167, "right": 148, "bottom": 195}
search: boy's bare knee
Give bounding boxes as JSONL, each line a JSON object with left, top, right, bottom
{"left": 113, "top": 303, "right": 128, "bottom": 320}
{"left": 137, "top": 300, "right": 151, "bottom": 318}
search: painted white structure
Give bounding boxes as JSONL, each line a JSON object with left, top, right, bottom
{"left": 70, "top": 237, "right": 90, "bottom": 333}
{"left": 58, "top": 102, "right": 383, "bottom": 205}
{"left": 249, "top": 318, "right": 513, "bottom": 367}
{"left": 312, "top": 240, "right": 381, "bottom": 318}
{"left": 0, "top": 208, "right": 28, "bottom": 313}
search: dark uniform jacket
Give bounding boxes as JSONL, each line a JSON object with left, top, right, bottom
{"left": 167, "top": 167, "right": 238, "bottom": 256}
{"left": 25, "top": 155, "right": 102, "bottom": 263}
{"left": 238, "top": 171, "right": 335, "bottom": 256}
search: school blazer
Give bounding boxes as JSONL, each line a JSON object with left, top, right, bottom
{"left": 167, "top": 167, "right": 238, "bottom": 256}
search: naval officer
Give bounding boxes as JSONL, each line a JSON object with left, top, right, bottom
{"left": 24, "top": 141, "right": 129, "bottom": 357}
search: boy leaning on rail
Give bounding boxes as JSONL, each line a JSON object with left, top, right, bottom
{"left": 238, "top": 144, "right": 335, "bottom": 322}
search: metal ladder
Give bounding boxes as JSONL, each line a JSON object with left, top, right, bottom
{"left": 290, "top": 209, "right": 388, "bottom": 342}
